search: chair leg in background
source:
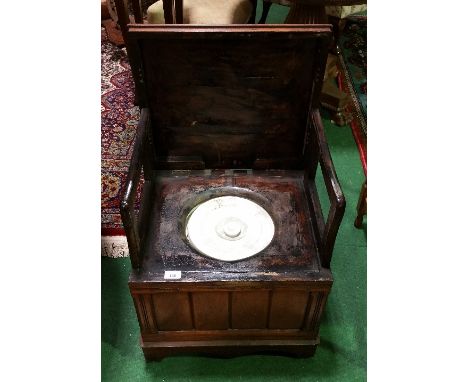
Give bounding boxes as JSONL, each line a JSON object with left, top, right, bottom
{"left": 258, "top": 1, "right": 272, "bottom": 23}
{"left": 354, "top": 180, "right": 367, "bottom": 228}
{"left": 328, "top": 16, "right": 347, "bottom": 55}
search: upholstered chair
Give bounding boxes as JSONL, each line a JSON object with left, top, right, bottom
{"left": 147, "top": 0, "right": 256, "bottom": 24}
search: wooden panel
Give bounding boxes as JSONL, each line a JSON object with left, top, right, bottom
{"left": 152, "top": 292, "right": 193, "bottom": 331}
{"left": 192, "top": 292, "right": 229, "bottom": 330}
{"left": 268, "top": 290, "right": 309, "bottom": 329}
{"left": 231, "top": 291, "right": 269, "bottom": 329}
{"left": 297, "top": 292, "right": 320, "bottom": 334}
{"left": 309, "top": 292, "right": 327, "bottom": 337}
{"left": 136, "top": 294, "right": 158, "bottom": 333}
{"left": 127, "top": 25, "right": 331, "bottom": 169}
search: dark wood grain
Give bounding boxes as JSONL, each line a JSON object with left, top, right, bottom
{"left": 269, "top": 290, "right": 310, "bottom": 329}
{"left": 114, "top": 0, "right": 130, "bottom": 35}
{"left": 175, "top": 0, "right": 183, "bottom": 23}
{"left": 308, "top": 109, "right": 346, "bottom": 268}
{"left": 162, "top": 0, "right": 174, "bottom": 24}
{"left": 127, "top": 25, "right": 330, "bottom": 169}
{"left": 131, "top": 286, "right": 331, "bottom": 339}
{"left": 152, "top": 292, "right": 193, "bottom": 330}
{"left": 192, "top": 292, "right": 230, "bottom": 329}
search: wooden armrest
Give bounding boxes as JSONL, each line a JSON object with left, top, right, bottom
{"left": 120, "top": 108, "right": 150, "bottom": 269}
{"left": 307, "top": 108, "right": 346, "bottom": 268}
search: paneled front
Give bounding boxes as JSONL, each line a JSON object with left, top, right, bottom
{"left": 131, "top": 288, "right": 328, "bottom": 336}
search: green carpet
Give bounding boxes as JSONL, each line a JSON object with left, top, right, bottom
{"left": 102, "top": 5, "right": 366, "bottom": 381}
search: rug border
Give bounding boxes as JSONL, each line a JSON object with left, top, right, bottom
{"left": 101, "top": 235, "right": 129, "bottom": 258}
{"left": 101, "top": 227, "right": 126, "bottom": 236}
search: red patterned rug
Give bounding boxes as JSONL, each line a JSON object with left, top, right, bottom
{"left": 101, "top": 26, "right": 139, "bottom": 238}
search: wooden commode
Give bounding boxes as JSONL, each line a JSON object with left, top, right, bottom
{"left": 120, "top": 24, "right": 345, "bottom": 360}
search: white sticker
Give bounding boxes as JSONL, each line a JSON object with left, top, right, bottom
{"left": 164, "top": 270, "right": 181, "bottom": 280}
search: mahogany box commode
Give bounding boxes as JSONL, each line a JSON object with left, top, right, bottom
{"left": 120, "top": 24, "right": 345, "bottom": 360}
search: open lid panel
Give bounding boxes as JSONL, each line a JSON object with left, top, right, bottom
{"left": 127, "top": 25, "right": 331, "bottom": 170}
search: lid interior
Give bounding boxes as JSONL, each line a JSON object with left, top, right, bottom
{"left": 128, "top": 25, "right": 331, "bottom": 169}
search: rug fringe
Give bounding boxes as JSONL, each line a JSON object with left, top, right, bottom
{"left": 101, "top": 236, "right": 129, "bottom": 258}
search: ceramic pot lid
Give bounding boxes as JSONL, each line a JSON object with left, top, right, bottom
{"left": 185, "top": 196, "right": 275, "bottom": 262}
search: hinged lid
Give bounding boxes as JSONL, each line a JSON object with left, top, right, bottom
{"left": 127, "top": 25, "right": 331, "bottom": 169}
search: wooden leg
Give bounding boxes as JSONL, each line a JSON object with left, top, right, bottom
{"left": 248, "top": 0, "right": 258, "bottom": 23}
{"left": 258, "top": 1, "right": 272, "bottom": 24}
{"left": 354, "top": 180, "right": 367, "bottom": 228}
{"left": 321, "top": 76, "right": 352, "bottom": 126}
{"left": 328, "top": 16, "right": 347, "bottom": 55}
